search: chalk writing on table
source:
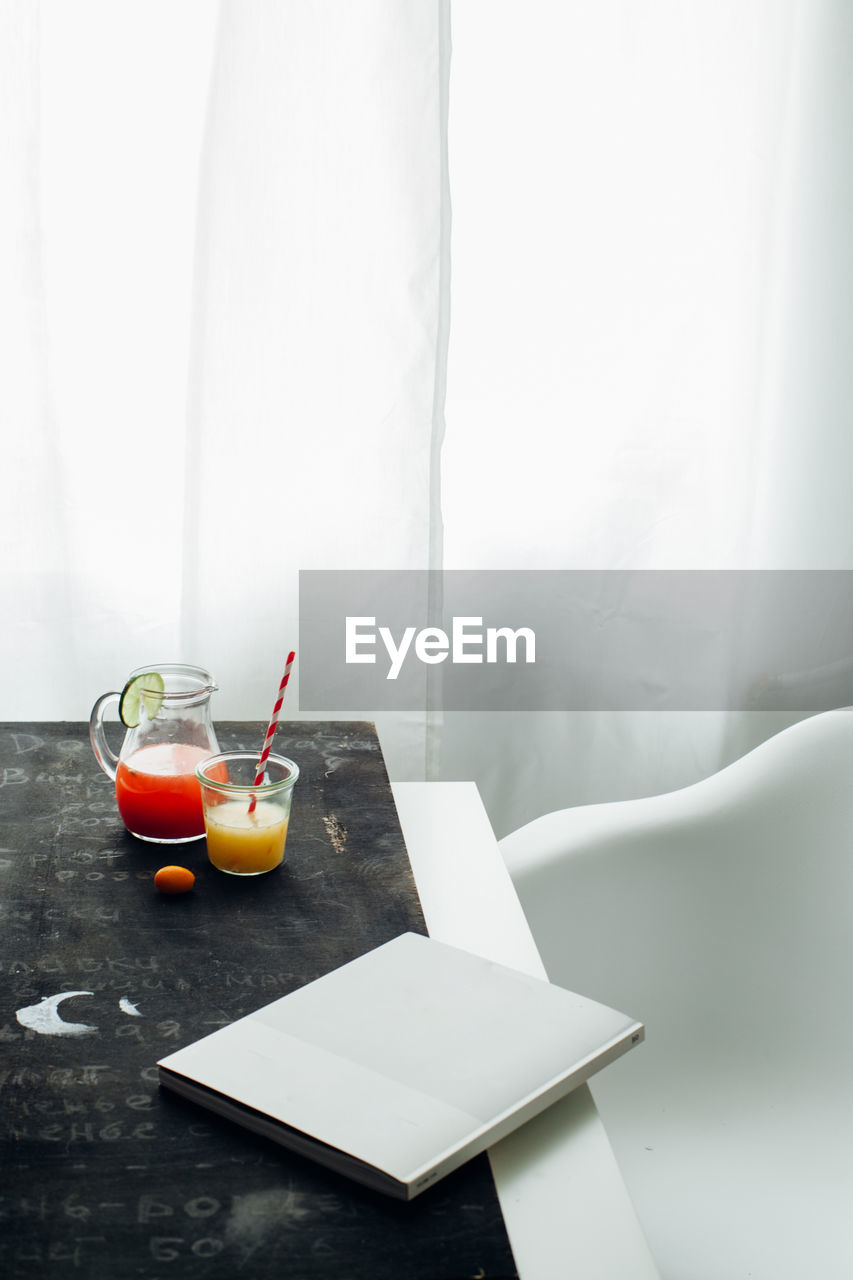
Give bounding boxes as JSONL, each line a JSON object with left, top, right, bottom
{"left": 0, "top": 1181, "right": 346, "bottom": 1272}
{"left": 0, "top": 768, "right": 28, "bottom": 787}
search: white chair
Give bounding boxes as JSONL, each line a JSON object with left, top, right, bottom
{"left": 499, "top": 708, "right": 853, "bottom": 1280}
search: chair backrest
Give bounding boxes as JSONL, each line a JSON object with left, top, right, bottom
{"left": 498, "top": 707, "right": 853, "bottom": 1280}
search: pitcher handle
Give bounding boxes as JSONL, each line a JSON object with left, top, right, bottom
{"left": 89, "top": 692, "right": 121, "bottom": 782}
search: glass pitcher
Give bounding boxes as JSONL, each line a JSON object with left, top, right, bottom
{"left": 89, "top": 663, "right": 220, "bottom": 843}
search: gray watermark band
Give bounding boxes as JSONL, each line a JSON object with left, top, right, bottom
{"left": 298, "top": 570, "right": 853, "bottom": 712}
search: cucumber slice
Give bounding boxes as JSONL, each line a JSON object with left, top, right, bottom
{"left": 119, "top": 671, "right": 165, "bottom": 727}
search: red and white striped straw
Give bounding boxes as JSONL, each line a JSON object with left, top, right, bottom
{"left": 248, "top": 651, "right": 295, "bottom": 814}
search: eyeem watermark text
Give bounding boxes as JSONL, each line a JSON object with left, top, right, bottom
{"left": 346, "top": 616, "right": 536, "bottom": 680}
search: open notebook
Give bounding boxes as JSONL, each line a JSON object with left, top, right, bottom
{"left": 158, "top": 932, "right": 644, "bottom": 1199}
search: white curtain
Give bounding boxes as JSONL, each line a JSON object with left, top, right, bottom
{"left": 2, "top": 0, "right": 447, "bottom": 781}
{"left": 3, "top": 1, "right": 852, "bottom": 836}
{"left": 441, "top": 0, "right": 853, "bottom": 834}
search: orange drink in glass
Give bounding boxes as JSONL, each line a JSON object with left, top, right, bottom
{"left": 197, "top": 752, "right": 299, "bottom": 876}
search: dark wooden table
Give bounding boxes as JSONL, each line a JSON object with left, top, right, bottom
{"left": 0, "top": 721, "right": 517, "bottom": 1279}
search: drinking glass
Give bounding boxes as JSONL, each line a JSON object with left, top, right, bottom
{"left": 197, "top": 752, "right": 299, "bottom": 875}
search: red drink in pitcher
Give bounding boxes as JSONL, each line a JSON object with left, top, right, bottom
{"left": 115, "top": 743, "right": 213, "bottom": 842}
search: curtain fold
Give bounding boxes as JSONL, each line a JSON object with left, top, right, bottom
{"left": 180, "top": 0, "right": 447, "bottom": 779}
{"left": 0, "top": 1, "right": 70, "bottom": 713}
{"left": 2, "top": 0, "right": 217, "bottom": 715}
